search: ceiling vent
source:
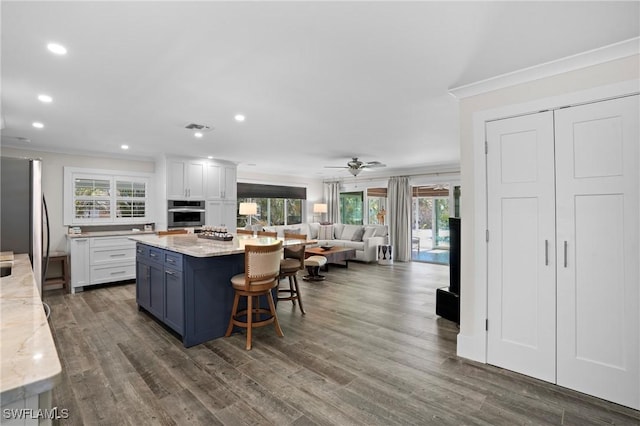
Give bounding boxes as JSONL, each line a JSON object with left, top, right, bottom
{"left": 184, "top": 123, "right": 213, "bottom": 132}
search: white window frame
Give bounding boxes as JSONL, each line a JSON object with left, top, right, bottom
{"left": 64, "top": 167, "right": 154, "bottom": 225}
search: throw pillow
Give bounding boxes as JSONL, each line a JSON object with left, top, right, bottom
{"left": 308, "top": 222, "right": 320, "bottom": 239}
{"left": 284, "top": 227, "right": 301, "bottom": 236}
{"left": 318, "top": 224, "right": 334, "bottom": 240}
{"left": 351, "top": 227, "right": 365, "bottom": 241}
{"left": 362, "top": 226, "right": 376, "bottom": 240}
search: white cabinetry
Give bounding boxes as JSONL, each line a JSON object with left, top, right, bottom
{"left": 68, "top": 236, "right": 136, "bottom": 293}
{"left": 204, "top": 161, "right": 237, "bottom": 230}
{"left": 69, "top": 238, "right": 90, "bottom": 290}
{"left": 167, "top": 158, "right": 206, "bottom": 200}
{"left": 205, "top": 162, "right": 237, "bottom": 200}
{"left": 486, "top": 95, "right": 639, "bottom": 409}
{"left": 206, "top": 200, "right": 237, "bottom": 233}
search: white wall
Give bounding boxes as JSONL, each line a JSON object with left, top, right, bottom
{"left": 457, "top": 54, "right": 639, "bottom": 361}
{"left": 237, "top": 169, "right": 324, "bottom": 223}
{"left": 0, "top": 147, "right": 155, "bottom": 253}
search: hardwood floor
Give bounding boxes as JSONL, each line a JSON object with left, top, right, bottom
{"left": 44, "top": 261, "right": 639, "bottom": 425}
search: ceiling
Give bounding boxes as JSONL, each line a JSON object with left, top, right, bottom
{"left": 2, "top": 1, "right": 638, "bottom": 179}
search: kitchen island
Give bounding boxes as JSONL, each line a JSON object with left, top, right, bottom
{"left": 128, "top": 234, "right": 309, "bottom": 347}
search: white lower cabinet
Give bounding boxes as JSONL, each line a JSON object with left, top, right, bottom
{"left": 68, "top": 236, "right": 136, "bottom": 293}
{"left": 486, "top": 95, "right": 639, "bottom": 409}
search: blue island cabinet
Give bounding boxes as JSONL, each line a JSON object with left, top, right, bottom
{"left": 135, "top": 242, "right": 245, "bottom": 347}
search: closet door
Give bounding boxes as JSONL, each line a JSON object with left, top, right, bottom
{"left": 486, "top": 111, "right": 557, "bottom": 382}
{"left": 555, "top": 95, "right": 639, "bottom": 409}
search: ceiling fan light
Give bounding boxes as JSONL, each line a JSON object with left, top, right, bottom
{"left": 349, "top": 168, "right": 362, "bottom": 176}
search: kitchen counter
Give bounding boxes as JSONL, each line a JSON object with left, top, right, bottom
{"left": 66, "top": 229, "right": 155, "bottom": 239}
{"left": 0, "top": 254, "right": 62, "bottom": 405}
{"left": 128, "top": 233, "right": 310, "bottom": 257}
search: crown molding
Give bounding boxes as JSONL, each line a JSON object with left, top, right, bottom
{"left": 449, "top": 37, "right": 640, "bottom": 99}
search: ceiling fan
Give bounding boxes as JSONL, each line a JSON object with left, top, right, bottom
{"left": 325, "top": 157, "right": 386, "bottom": 176}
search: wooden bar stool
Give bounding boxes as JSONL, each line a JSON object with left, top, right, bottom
{"left": 44, "top": 251, "right": 69, "bottom": 291}
{"left": 225, "top": 241, "right": 284, "bottom": 350}
{"left": 279, "top": 233, "right": 307, "bottom": 314}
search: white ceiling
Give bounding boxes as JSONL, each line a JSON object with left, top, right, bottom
{"left": 2, "top": 1, "right": 638, "bottom": 178}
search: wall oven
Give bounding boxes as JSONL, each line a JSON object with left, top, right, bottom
{"left": 167, "top": 200, "right": 205, "bottom": 228}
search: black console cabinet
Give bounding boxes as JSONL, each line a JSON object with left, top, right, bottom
{"left": 436, "top": 217, "right": 460, "bottom": 324}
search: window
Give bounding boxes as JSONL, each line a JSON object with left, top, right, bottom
{"left": 74, "top": 177, "right": 111, "bottom": 220}
{"left": 115, "top": 180, "right": 147, "bottom": 219}
{"left": 340, "top": 192, "right": 363, "bottom": 225}
{"left": 64, "top": 167, "right": 152, "bottom": 225}
{"left": 237, "top": 198, "right": 303, "bottom": 228}
{"left": 367, "top": 188, "right": 387, "bottom": 225}
{"left": 236, "top": 183, "right": 306, "bottom": 228}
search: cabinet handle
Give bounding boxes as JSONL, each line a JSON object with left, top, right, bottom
{"left": 564, "top": 241, "right": 568, "bottom": 268}
{"left": 110, "top": 253, "right": 126, "bottom": 257}
{"left": 167, "top": 258, "right": 175, "bottom": 264}
{"left": 544, "top": 240, "right": 549, "bottom": 266}
{"left": 165, "top": 270, "right": 176, "bottom": 276}
{"left": 150, "top": 253, "right": 158, "bottom": 258}
{"left": 110, "top": 271, "right": 126, "bottom": 275}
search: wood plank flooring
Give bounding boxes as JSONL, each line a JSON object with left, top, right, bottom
{"left": 44, "top": 261, "right": 640, "bottom": 425}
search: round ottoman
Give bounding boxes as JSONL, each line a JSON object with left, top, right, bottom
{"left": 303, "top": 255, "right": 327, "bottom": 281}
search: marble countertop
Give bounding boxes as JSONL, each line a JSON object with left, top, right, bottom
{"left": 129, "top": 234, "right": 312, "bottom": 258}
{"left": 66, "top": 229, "right": 156, "bottom": 238}
{"left": 0, "top": 254, "right": 62, "bottom": 405}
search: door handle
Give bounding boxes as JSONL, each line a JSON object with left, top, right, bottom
{"left": 544, "top": 240, "right": 549, "bottom": 266}
{"left": 564, "top": 241, "right": 568, "bottom": 268}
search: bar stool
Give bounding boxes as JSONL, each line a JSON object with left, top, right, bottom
{"left": 44, "top": 251, "right": 69, "bottom": 291}
{"left": 257, "top": 230, "right": 277, "bottom": 237}
{"left": 225, "top": 241, "right": 284, "bottom": 350}
{"left": 279, "top": 233, "right": 307, "bottom": 314}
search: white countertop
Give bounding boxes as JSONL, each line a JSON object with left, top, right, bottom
{"left": 66, "top": 229, "right": 156, "bottom": 238}
{"left": 0, "top": 254, "right": 62, "bottom": 405}
{"left": 129, "top": 234, "right": 312, "bottom": 257}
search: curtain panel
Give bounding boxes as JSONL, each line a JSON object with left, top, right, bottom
{"left": 387, "top": 176, "right": 411, "bottom": 261}
{"left": 325, "top": 181, "right": 341, "bottom": 224}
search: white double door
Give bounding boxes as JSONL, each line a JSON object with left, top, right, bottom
{"left": 486, "top": 95, "right": 639, "bottom": 409}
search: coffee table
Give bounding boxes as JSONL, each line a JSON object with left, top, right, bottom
{"left": 305, "top": 246, "right": 356, "bottom": 271}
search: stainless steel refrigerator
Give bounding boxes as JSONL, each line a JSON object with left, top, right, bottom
{"left": 0, "top": 156, "right": 50, "bottom": 298}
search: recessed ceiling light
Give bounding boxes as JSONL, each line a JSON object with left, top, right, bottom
{"left": 234, "top": 114, "right": 245, "bottom": 122}
{"left": 207, "top": 156, "right": 213, "bottom": 159}
{"left": 38, "top": 94, "right": 53, "bottom": 103}
{"left": 47, "top": 43, "right": 67, "bottom": 55}
{"left": 32, "top": 122, "right": 44, "bottom": 129}
{"left": 121, "top": 144, "right": 129, "bottom": 150}
{"left": 194, "top": 132, "right": 203, "bottom": 138}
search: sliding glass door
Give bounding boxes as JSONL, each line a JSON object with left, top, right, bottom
{"left": 411, "top": 185, "right": 450, "bottom": 264}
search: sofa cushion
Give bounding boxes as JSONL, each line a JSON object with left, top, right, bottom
{"left": 371, "top": 225, "right": 388, "bottom": 237}
{"left": 339, "top": 224, "right": 363, "bottom": 241}
{"left": 341, "top": 241, "right": 364, "bottom": 250}
{"left": 318, "top": 224, "right": 334, "bottom": 240}
{"left": 351, "top": 227, "right": 365, "bottom": 241}
{"left": 363, "top": 226, "right": 377, "bottom": 240}
{"left": 332, "top": 223, "right": 344, "bottom": 239}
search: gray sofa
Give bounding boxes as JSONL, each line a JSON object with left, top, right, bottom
{"left": 262, "top": 222, "right": 388, "bottom": 263}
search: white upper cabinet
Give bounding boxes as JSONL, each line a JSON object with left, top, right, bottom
{"left": 167, "top": 158, "right": 206, "bottom": 200}
{"left": 205, "top": 162, "right": 237, "bottom": 200}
